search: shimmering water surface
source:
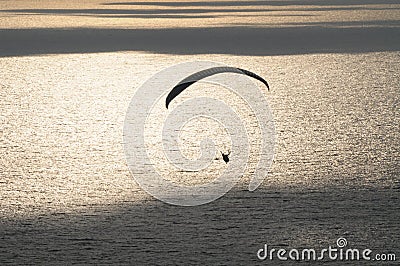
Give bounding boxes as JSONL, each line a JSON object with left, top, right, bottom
{"left": 1, "top": 0, "right": 399, "bottom": 264}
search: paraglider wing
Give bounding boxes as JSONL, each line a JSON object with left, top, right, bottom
{"left": 165, "top": 66, "right": 269, "bottom": 109}
{"left": 236, "top": 68, "right": 270, "bottom": 90}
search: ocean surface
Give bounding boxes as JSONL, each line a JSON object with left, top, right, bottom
{"left": 1, "top": 0, "right": 399, "bottom": 265}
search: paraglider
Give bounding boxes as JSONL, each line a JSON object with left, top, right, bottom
{"left": 164, "top": 66, "right": 270, "bottom": 165}
{"left": 165, "top": 66, "right": 269, "bottom": 109}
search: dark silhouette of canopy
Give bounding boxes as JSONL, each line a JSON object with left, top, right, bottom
{"left": 165, "top": 66, "right": 269, "bottom": 108}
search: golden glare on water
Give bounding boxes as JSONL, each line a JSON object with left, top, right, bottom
{"left": 1, "top": 52, "right": 399, "bottom": 217}
{"left": 1, "top": 0, "right": 400, "bottom": 29}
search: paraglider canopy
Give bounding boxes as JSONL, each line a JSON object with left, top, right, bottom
{"left": 166, "top": 66, "right": 269, "bottom": 109}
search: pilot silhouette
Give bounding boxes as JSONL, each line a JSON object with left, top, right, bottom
{"left": 220, "top": 151, "right": 231, "bottom": 164}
